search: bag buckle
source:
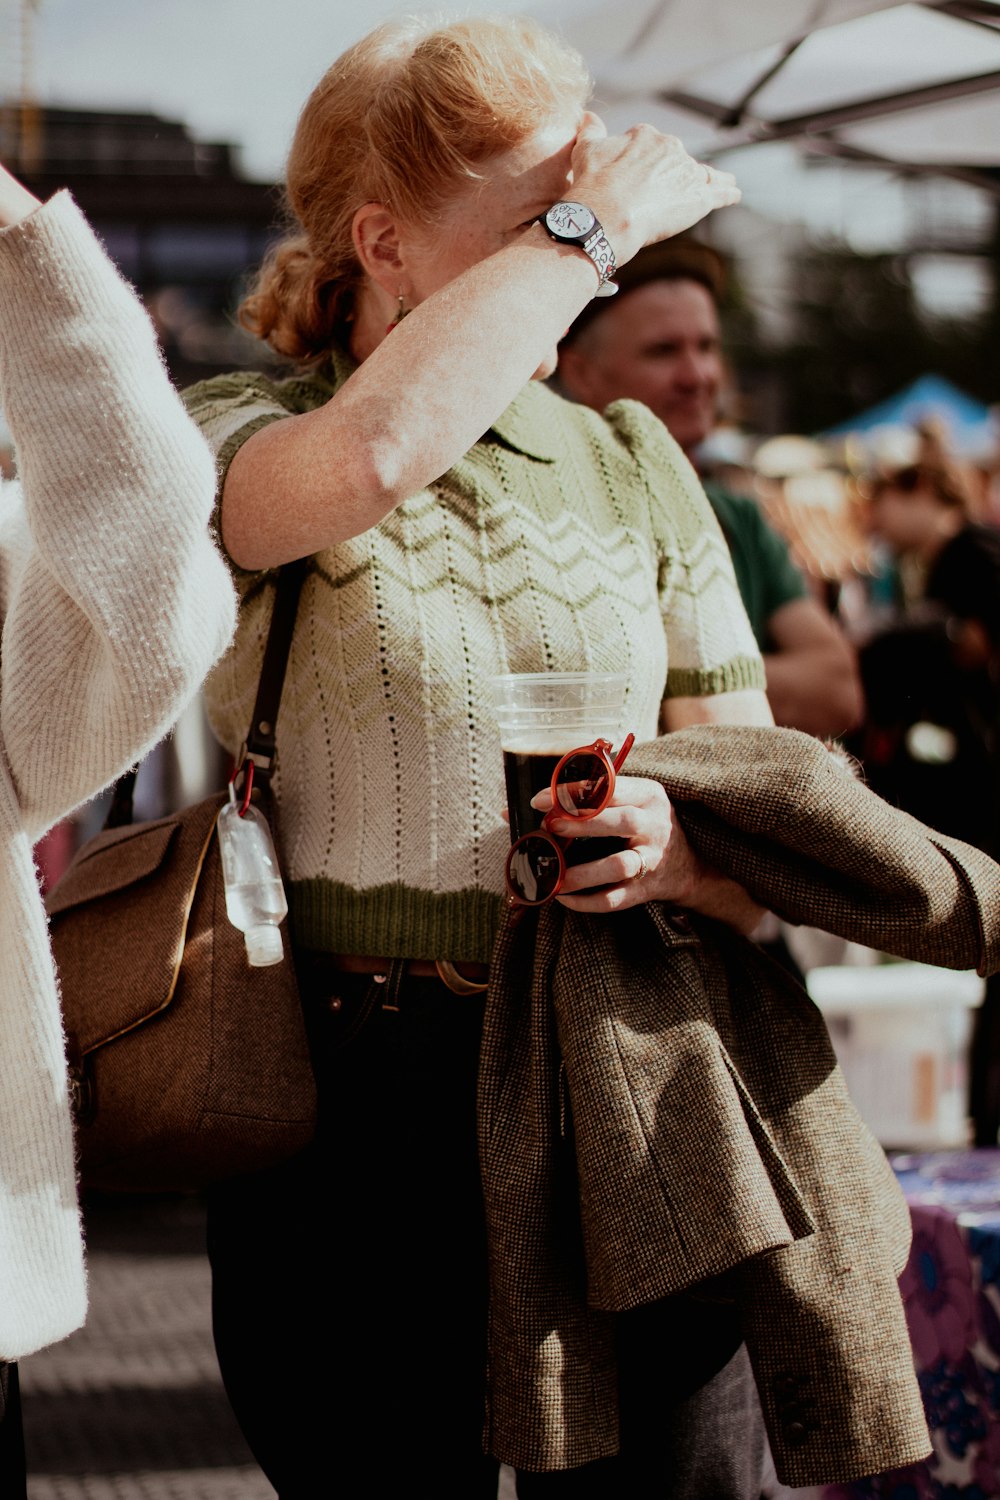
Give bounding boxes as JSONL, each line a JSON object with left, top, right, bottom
{"left": 66, "top": 1038, "right": 95, "bottom": 1126}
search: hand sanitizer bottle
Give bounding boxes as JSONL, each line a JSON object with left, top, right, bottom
{"left": 217, "top": 786, "right": 288, "bottom": 967}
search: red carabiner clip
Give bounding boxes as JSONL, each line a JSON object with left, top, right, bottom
{"left": 228, "top": 757, "right": 254, "bottom": 818}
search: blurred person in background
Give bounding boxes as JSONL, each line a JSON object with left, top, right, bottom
{"left": 558, "top": 241, "right": 863, "bottom": 740}
{"left": 861, "top": 460, "right": 1000, "bottom": 1142}
{"left": 0, "top": 160, "right": 235, "bottom": 1491}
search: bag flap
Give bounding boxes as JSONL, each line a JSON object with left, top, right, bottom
{"left": 46, "top": 796, "right": 226, "bottom": 1056}
{"left": 45, "top": 817, "right": 181, "bottom": 916}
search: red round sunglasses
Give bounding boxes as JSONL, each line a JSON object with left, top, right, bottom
{"left": 505, "top": 732, "right": 635, "bottom": 908}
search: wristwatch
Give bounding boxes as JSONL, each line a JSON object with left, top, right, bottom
{"left": 541, "top": 202, "right": 618, "bottom": 298}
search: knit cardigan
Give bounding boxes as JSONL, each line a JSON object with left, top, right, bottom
{"left": 0, "top": 193, "right": 235, "bottom": 1356}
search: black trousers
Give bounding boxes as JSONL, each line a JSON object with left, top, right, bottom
{"left": 208, "top": 963, "right": 498, "bottom": 1498}
{"left": 207, "top": 962, "right": 771, "bottom": 1499}
{"left": 0, "top": 1364, "right": 27, "bottom": 1498}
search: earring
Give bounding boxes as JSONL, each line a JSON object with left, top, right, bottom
{"left": 385, "top": 293, "right": 409, "bottom": 336}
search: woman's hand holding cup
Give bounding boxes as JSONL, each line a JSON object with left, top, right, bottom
{"left": 531, "top": 772, "right": 698, "bottom": 911}
{"left": 535, "top": 773, "right": 764, "bottom": 932}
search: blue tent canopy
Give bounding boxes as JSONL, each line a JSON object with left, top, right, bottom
{"left": 825, "top": 375, "right": 997, "bottom": 458}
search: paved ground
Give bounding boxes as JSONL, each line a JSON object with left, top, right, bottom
{"left": 19, "top": 1194, "right": 812, "bottom": 1500}
{"left": 20, "top": 1194, "right": 274, "bottom": 1500}
{"left": 18, "top": 1193, "right": 518, "bottom": 1499}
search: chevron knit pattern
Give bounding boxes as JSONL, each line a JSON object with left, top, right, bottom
{"left": 185, "top": 354, "right": 762, "bottom": 962}
{"left": 0, "top": 192, "right": 235, "bottom": 1357}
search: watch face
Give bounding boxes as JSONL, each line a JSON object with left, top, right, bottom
{"left": 545, "top": 201, "right": 597, "bottom": 241}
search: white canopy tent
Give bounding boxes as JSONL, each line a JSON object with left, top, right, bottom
{"left": 548, "top": 0, "right": 1000, "bottom": 194}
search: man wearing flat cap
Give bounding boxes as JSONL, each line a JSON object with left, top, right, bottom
{"left": 558, "top": 241, "right": 862, "bottom": 741}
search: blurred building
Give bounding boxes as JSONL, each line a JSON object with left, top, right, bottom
{"left": 2, "top": 103, "right": 280, "bottom": 384}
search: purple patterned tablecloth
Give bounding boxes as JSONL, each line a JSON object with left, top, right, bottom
{"left": 825, "top": 1149, "right": 1000, "bottom": 1499}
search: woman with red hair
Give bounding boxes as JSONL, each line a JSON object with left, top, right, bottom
{"left": 185, "top": 16, "right": 773, "bottom": 1496}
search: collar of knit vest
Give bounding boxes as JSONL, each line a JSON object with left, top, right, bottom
{"left": 488, "top": 381, "right": 561, "bottom": 463}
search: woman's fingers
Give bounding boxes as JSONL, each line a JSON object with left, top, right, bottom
{"left": 557, "top": 845, "right": 657, "bottom": 911}
{"left": 533, "top": 774, "right": 671, "bottom": 837}
{"left": 641, "top": 136, "right": 741, "bottom": 238}
{"left": 558, "top": 842, "right": 648, "bottom": 889}
{"left": 535, "top": 776, "right": 705, "bottom": 910}
{"left": 570, "top": 123, "right": 740, "bottom": 263}
{"left": 556, "top": 845, "right": 650, "bottom": 910}
{"left": 531, "top": 773, "right": 661, "bottom": 813}
{"left": 545, "top": 806, "right": 651, "bottom": 842}
{"left": 576, "top": 109, "right": 608, "bottom": 143}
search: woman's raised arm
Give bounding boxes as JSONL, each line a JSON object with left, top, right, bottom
{"left": 221, "top": 121, "right": 739, "bottom": 570}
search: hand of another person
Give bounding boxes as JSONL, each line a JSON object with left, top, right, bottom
{"left": 533, "top": 773, "right": 764, "bottom": 932}
{"left": 569, "top": 113, "right": 740, "bottom": 267}
{"left": 0, "top": 163, "right": 42, "bottom": 229}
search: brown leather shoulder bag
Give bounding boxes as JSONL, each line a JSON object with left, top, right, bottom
{"left": 45, "top": 561, "right": 316, "bottom": 1193}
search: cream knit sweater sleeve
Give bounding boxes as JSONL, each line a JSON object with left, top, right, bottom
{"left": 0, "top": 192, "right": 236, "bottom": 839}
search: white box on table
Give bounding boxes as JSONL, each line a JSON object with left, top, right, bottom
{"left": 806, "top": 962, "right": 984, "bottom": 1150}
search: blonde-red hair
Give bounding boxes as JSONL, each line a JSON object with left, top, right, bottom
{"left": 241, "top": 14, "right": 591, "bottom": 361}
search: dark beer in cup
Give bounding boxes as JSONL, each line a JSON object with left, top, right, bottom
{"left": 489, "top": 671, "right": 630, "bottom": 872}
{"left": 502, "top": 745, "right": 626, "bottom": 866}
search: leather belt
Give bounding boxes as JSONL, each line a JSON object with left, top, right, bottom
{"left": 329, "top": 953, "right": 489, "bottom": 996}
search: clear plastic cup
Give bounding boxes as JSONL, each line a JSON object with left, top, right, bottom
{"left": 488, "top": 671, "right": 627, "bottom": 846}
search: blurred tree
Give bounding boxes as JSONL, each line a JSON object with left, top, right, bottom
{"left": 751, "top": 235, "right": 997, "bottom": 435}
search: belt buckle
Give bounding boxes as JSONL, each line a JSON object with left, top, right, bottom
{"left": 434, "top": 960, "right": 489, "bottom": 996}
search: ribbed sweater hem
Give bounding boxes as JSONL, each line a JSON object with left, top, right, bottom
{"left": 289, "top": 880, "right": 506, "bottom": 964}
{"left": 666, "top": 656, "right": 764, "bottom": 696}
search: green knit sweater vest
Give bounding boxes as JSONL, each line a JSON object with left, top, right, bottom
{"left": 185, "top": 351, "right": 762, "bottom": 961}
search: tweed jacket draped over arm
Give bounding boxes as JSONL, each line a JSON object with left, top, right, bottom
{"left": 479, "top": 725, "right": 1000, "bottom": 1485}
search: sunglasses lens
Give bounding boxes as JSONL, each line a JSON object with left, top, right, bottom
{"left": 506, "top": 833, "right": 564, "bottom": 905}
{"left": 553, "top": 752, "right": 611, "bottom": 815}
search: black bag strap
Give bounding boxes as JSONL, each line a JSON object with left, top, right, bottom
{"left": 107, "top": 560, "right": 308, "bottom": 828}
{"left": 240, "top": 556, "right": 309, "bottom": 785}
